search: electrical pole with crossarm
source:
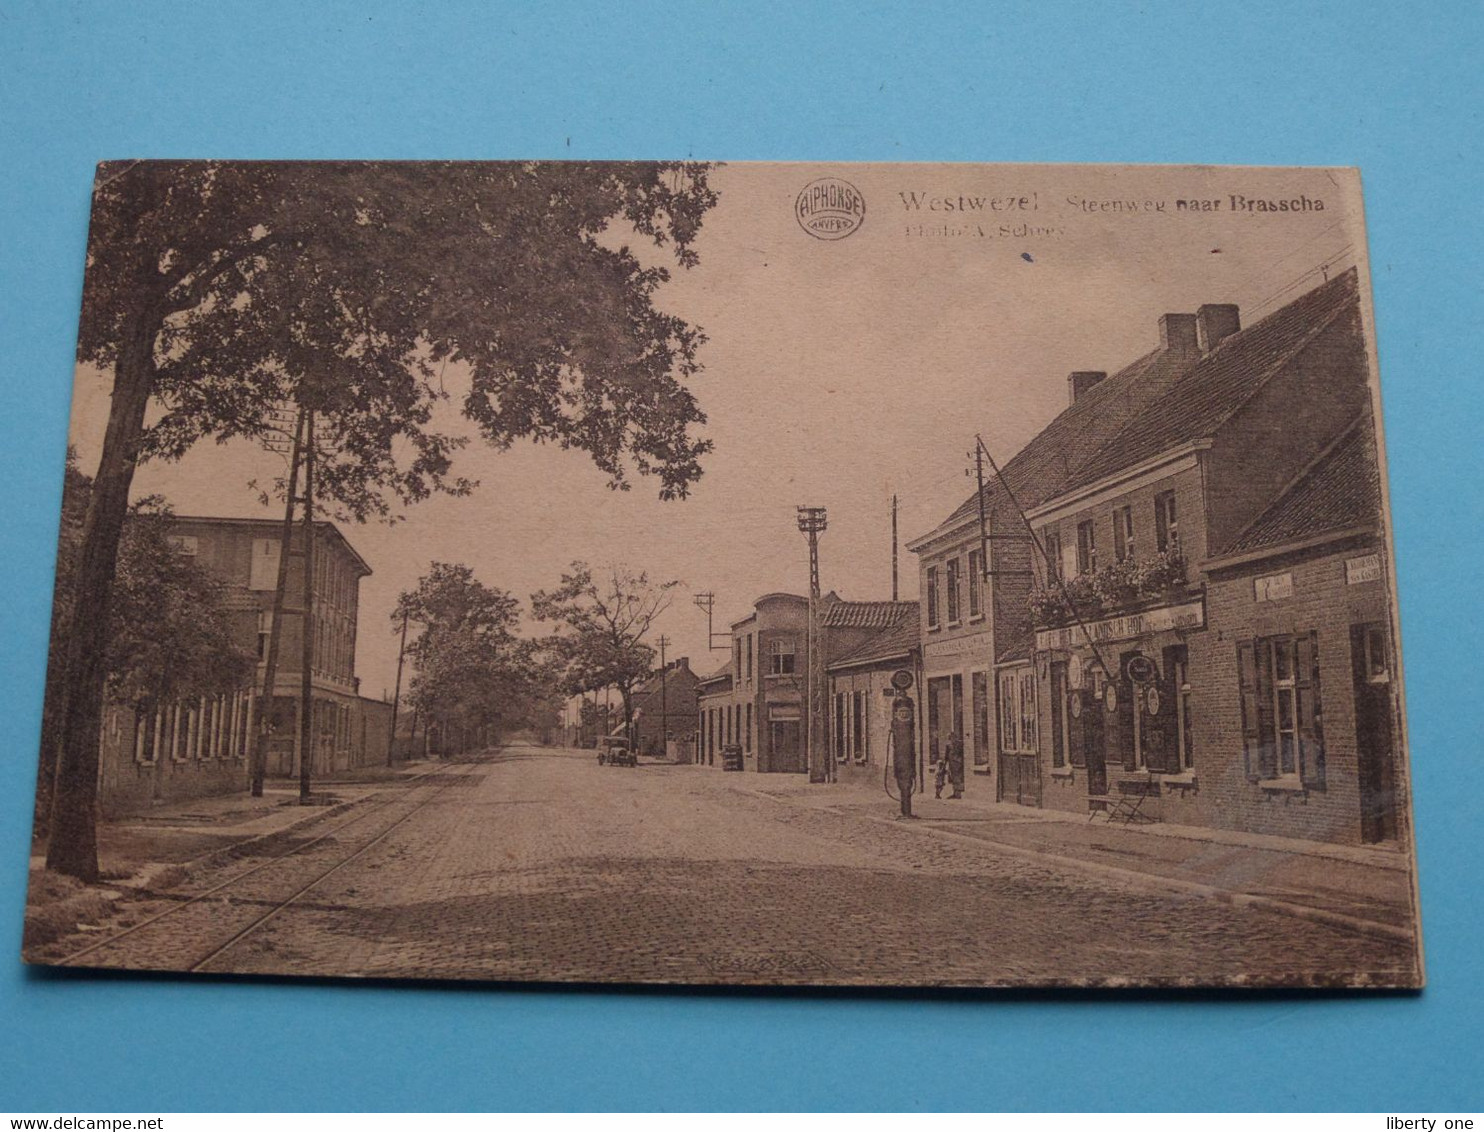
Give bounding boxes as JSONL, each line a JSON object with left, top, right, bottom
{"left": 797, "top": 506, "right": 830, "bottom": 784}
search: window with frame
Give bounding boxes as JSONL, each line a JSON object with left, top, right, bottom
{"left": 1112, "top": 504, "right": 1135, "bottom": 562}
{"left": 834, "top": 692, "right": 848, "bottom": 761}
{"left": 1361, "top": 624, "right": 1390, "bottom": 684}
{"left": 746, "top": 703, "right": 753, "bottom": 751}
{"left": 971, "top": 670, "right": 991, "bottom": 767}
{"left": 967, "top": 549, "right": 983, "bottom": 619}
{"left": 1155, "top": 490, "right": 1179, "bottom": 553}
{"left": 1042, "top": 530, "right": 1062, "bottom": 582}
{"left": 1049, "top": 661, "right": 1068, "bottom": 767}
{"left": 926, "top": 566, "right": 940, "bottom": 628}
{"left": 997, "top": 671, "right": 1035, "bottom": 754}
{"left": 946, "top": 557, "right": 962, "bottom": 624}
{"left": 745, "top": 634, "right": 754, "bottom": 683}
{"left": 851, "top": 690, "right": 866, "bottom": 763}
{"left": 769, "top": 636, "right": 796, "bottom": 675}
{"left": 1076, "top": 520, "right": 1097, "bottom": 575}
{"left": 249, "top": 538, "right": 280, "bottom": 591}
{"left": 1237, "top": 632, "right": 1325, "bottom": 786}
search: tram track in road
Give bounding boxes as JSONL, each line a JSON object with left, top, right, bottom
{"left": 52, "top": 758, "right": 483, "bottom": 973}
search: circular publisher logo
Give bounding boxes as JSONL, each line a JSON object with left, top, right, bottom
{"left": 795, "top": 177, "right": 865, "bottom": 241}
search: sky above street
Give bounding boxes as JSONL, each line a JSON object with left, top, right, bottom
{"left": 65, "top": 163, "right": 1364, "bottom": 699}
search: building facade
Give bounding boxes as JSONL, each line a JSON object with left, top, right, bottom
{"left": 630, "top": 656, "right": 700, "bottom": 758}
{"left": 824, "top": 605, "right": 920, "bottom": 788}
{"left": 1021, "top": 270, "right": 1398, "bottom": 844}
{"left": 96, "top": 515, "right": 384, "bottom": 816}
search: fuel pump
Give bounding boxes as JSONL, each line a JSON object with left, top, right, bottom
{"left": 884, "top": 670, "right": 918, "bottom": 818}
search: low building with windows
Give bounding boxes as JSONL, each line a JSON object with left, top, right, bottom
{"left": 1200, "top": 415, "right": 1400, "bottom": 844}
{"left": 97, "top": 515, "right": 383, "bottom": 816}
{"left": 824, "top": 602, "right": 920, "bottom": 786}
{"left": 695, "top": 592, "right": 916, "bottom": 774}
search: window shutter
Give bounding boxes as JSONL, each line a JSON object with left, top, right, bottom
{"left": 1297, "top": 630, "right": 1326, "bottom": 788}
{"left": 1237, "top": 640, "right": 1277, "bottom": 780}
{"left": 1155, "top": 497, "right": 1169, "bottom": 552}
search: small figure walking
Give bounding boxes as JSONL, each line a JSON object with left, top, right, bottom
{"left": 944, "top": 730, "right": 966, "bottom": 799}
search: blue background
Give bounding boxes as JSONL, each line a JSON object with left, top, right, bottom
{"left": 1, "top": 0, "right": 1480, "bottom": 1112}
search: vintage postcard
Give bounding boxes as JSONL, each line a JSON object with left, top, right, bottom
{"left": 23, "top": 161, "right": 1421, "bottom": 988}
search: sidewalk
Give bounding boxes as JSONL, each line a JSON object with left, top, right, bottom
{"left": 736, "top": 767, "right": 1419, "bottom": 940}
{"left": 23, "top": 762, "right": 435, "bottom": 949}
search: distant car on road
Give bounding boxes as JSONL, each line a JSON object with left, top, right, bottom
{"left": 597, "top": 736, "right": 636, "bottom": 767}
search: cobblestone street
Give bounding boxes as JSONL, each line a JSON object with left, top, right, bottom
{"left": 51, "top": 744, "right": 1410, "bottom": 988}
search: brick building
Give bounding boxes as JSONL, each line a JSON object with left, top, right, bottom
{"left": 1021, "top": 269, "right": 1398, "bottom": 844}
{"left": 96, "top": 515, "right": 388, "bottom": 816}
{"left": 630, "top": 656, "right": 700, "bottom": 758}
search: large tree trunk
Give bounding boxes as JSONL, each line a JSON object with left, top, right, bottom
{"left": 45, "top": 315, "right": 157, "bottom": 881}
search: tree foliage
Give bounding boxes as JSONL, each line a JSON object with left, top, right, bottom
{"left": 531, "top": 561, "right": 678, "bottom": 739}
{"left": 48, "top": 160, "right": 718, "bottom": 878}
{"left": 395, "top": 562, "right": 555, "bottom": 752}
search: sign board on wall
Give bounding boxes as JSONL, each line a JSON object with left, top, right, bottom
{"left": 1346, "top": 552, "right": 1383, "bottom": 585}
{"left": 1034, "top": 599, "right": 1205, "bottom": 652}
{"left": 1254, "top": 572, "right": 1294, "bottom": 602}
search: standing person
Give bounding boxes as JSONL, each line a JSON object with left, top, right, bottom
{"left": 944, "top": 729, "right": 966, "bottom": 799}
{"left": 890, "top": 693, "right": 918, "bottom": 820}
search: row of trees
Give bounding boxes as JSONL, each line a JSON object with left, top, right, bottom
{"left": 393, "top": 560, "right": 678, "bottom": 758}
{"left": 47, "top": 160, "right": 718, "bottom": 880}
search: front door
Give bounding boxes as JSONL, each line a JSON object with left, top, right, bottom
{"left": 768, "top": 719, "right": 804, "bottom": 773}
{"left": 1353, "top": 623, "right": 1398, "bottom": 842}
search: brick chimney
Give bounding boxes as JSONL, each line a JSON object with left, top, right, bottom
{"left": 1068, "top": 370, "right": 1107, "bottom": 405}
{"left": 1197, "top": 303, "right": 1241, "bottom": 353}
{"left": 1159, "top": 313, "right": 1200, "bottom": 354}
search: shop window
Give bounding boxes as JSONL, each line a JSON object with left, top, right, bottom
{"left": 946, "top": 557, "right": 962, "bottom": 624}
{"left": 1155, "top": 490, "right": 1179, "bottom": 553}
{"left": 1113, "top": 505, "right": 1135, "bottom": 562}
{"left": 769, "top": 637, "right": 796, "bottom": 675}
{"left": 926, "top": 566, "right": 940, "bottom": 629}
{"left": 967, "top": 550, "right": 984, "bottom": 619}
{"left": 1076, "top": 520, "right": 1097, "bottom": 575}
{"left": 1237, "top": 632, "right": 1325, "bottom": 786}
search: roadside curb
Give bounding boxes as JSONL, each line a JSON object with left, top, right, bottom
{"left": 745, "top": 785, "right": 1414, "bottom": 947}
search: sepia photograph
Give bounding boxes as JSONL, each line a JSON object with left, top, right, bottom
{"left": 22, "top": 160, "right": 1421, "bottom": 989}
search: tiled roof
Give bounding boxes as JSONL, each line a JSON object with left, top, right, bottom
{"left": 1222, "top": 415, "right": 1381, "bottom": 556}
{"left": 932, "top": 341, "right": 1200, "bottom": 538}
{"left": 819, "top": 599, "right": 919, "bottom": 629}
{"left": 826, "top": 604, "right": 921, "bottom": 670}
{"left": 697, "top": 662, "right": 733, "bottom": 687}
{"left": 1059, "top": 269, "right": 1362, "bottom": 495}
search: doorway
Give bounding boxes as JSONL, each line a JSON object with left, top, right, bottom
{"left": 768, "top": 719, "right": 805, "bottom": 774}
{"left": 1352, "top": 622, "right": 1398, "bottom": 842}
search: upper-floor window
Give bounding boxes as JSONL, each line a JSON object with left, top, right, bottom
{"left": 946, "top": 557, "right": 962, "bottom": 624}
{"left": 1113, "top": 505, "right": 1135, "bottom": 563}
{"left": 1042, "top": 530, "right": 1062, "bottom": 582}
{"left": 735, "top": 638, "right": 743, "bottom": 678}
{"left": 926, "top": 565, "right": 940, "bottom": 629}
{"left": 745, "top": 633, "right": 754, "bottom": 683}
{"left": 1155, "top": 490, "right": 1179, "bottom": 553}
{"left": 249, "top": 538, "right": 280, "bottom": 591}
{"left": 1076, "top": 520, "right": 1097, "bottom": 575}
{"left": 769, "top": 636, "right": 796, "bottom": 675}
{"left": 967, "top": 549, "right": 984, "bottom": 619}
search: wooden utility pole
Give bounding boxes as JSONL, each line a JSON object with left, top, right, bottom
{"left": 388, "top": 607, "right": 409, "bottom": 766}
{"left": 298, "top": 408, "right": 317, "bottom": 804}
{"left": 251, "top": 406, "right": 306, "bottom": 798}
{"left": 796, "top": 505, "right": 830, "bottom": 784}
{"left": 657, "top": 634, "right": 670, "bottom": 758}
{"left": 891, "top": 493, "right": 899, "bottom": 602}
